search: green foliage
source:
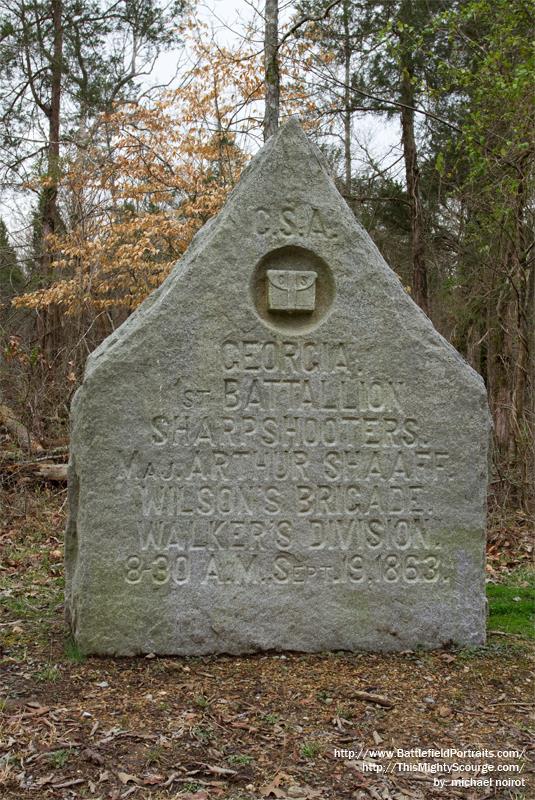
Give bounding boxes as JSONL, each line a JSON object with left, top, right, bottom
{"left": 228, "top": 753, "right": 253, "bottom": 765}
{"left": 48, "top": 748, "right": 70, "bottom": 768}
{"left": 0, "top": 0, "right": 187, "bottom": 192}
{"left": 301, "top": 739, "right": 324, "bottom": 758}
{"left": 438, "top": 0, "right": 534, "bottom": 182}
{"left": 144, "top": 744, "right": 166, "bottom": 767}
{"left": 262, "top": 713, "right": 279, "bottom": 724}
{"left": 191, "top": 724, "right": 214, "bottom": 742}
{"left": 0, "top": 218, "right": 23, "bottom": 298}
{"left": 487, "top": 581, "right": 535, "bottom": 639}
{"left": 35, "top": 663, "right": 61, "bottom": 682}
{"left": 194, "top": 693, "right": 210, "bottom": 709}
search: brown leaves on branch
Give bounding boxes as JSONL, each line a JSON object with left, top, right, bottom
{"left": 13, "top": 34, "right": 262, "bottom": 317}
{"left": 11, "top": 14, "right": 324, "bottom": 321}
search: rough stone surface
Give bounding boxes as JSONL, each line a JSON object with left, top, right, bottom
{"left": 65, "top": 120, "right": 490, "bottom": 655}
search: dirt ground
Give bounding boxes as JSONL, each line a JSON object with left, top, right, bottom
{"left": 1, "top": 486, "right": 534, "bottom": 800}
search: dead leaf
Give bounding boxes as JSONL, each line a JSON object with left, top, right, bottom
{"left": 230, "top": 721, "right": 259, "bottom": 731}
{"left": 287, "top": 785, "right": 323, "bottom": 798}
{"left": 366, "top": 788, "right": 383, "bottom": 800}
{"left": 260, "top": 771, "right": 292, "bottom": 798}
{"left": 34, "top": 772, "right": 54, "bottom": 787}
{"left": 143, "top": 773, "right": 165, "bottom": 785}
{"left": 331, "top": 715, "right": 345, "bottom": 731}
{"left": 440, "top": 653, "right": 456, "bottom": 663}
{"left": 202, "top": 764, "right": 237, "bottom": 776}
{"left": 118, "top": 772, "right": 140, "bottom": 785}
{"left": 83, "top": 747, "right": 105, "bottom": 765}
{"left": 372, "top": 730, "right": 383, "bottom": 744}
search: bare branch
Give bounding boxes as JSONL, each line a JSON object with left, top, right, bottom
{"left": 279, "top": 0, "right": 344, "bottom": 47}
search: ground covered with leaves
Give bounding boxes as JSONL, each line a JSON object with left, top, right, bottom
{"left": 1, "top": 486, "right": 534, "bottom": 800}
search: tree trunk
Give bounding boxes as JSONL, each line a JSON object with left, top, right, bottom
{"left": 263, "top": 0, "right": 279, "bottom": 141}
{"left": 342, "top": 0, "right": 352, "bottom": 205}
{"left": 509, "top": 170, "right": 533, "bottom": 512}
{"left": 528, "top": 248, "right": 535, "bottom": 514}
{"left": 40, "top": 0, "right": 63, "bottom": 357}
{"left": 397, "top": 0, "right": 427, "bottom": 315}
{"left": 399, "top": 67, "right": 427, "bottom": 314}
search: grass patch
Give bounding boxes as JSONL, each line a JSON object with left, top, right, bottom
{"left": 180, "top": 782, "right": 202, "bottom": 793}
{"left": 499, "top": 567, "right": 534, "bottom": 587}
{"left": 2, "top": 595, "right": 44, "bottom": 620}
{"left": 35, "top": 663, "right": 61, "bottom": 682}
{"left": 228, "top": 754, "right": 253, "bottom": 765}
{"left": 48, "top": 749, "right": 70, "bottom": 768}
{"left": 301, "top": 740, "right": 324, "bottom": 759}
{"left": 194, "top": 693, "right": 210, "bottom": 709}
{"left": 64, "top": 635, "right": 86, "bottom": 662}
{"left": 191, "top": 724, "right": 214, "bottom": 742}
{"left": 487, "top": 573, "right": 535, "bottom": 639}
{"left": 144, "top": 745, "right": 167, "bottom": 767}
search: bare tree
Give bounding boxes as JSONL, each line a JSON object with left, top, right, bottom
{"left": 263, "top": 0, "right": 280, "bottom": 139}
{"left": 396, "top": 0, "right": 428, "bottom": 314}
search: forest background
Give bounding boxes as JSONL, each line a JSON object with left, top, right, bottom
{"left": 0, "top": 0, "right": 533, "bottom": 518}
{"left": 0, "top": 4, "right": 533, "bottom": 798}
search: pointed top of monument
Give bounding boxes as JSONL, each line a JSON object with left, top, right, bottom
{"left": 88, "top": 117, "right": 485, "bottom": 400}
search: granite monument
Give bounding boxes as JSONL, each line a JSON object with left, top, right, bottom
{"left": 65, "top": 120, "right": 490, "bottom": 655}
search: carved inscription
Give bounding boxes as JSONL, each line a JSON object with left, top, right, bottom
{"left": 254, "top": 203, "right": 339, "bottom": 243}
{"left": 118, "top": 338, "right": 453, "bottom": 588}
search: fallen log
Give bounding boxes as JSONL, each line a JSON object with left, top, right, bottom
{"left": 33, "top": 462, "right": 68, "bottom": 481}
{"left": 0, "top": 404, "right": 43, "bottom": 454}
{"left": 0, "top": 445, "right": 69, "bottom": 463}
{"left": 353, "top": 690, "right": 394, "bottom": 708}
{"left": 1, "top": 459, "right": 68, "bottom": 481}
